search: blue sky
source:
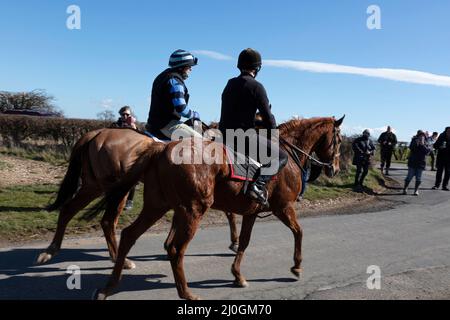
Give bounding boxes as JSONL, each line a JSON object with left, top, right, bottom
{"left": 1, "top": 0, "right": 449, "bottom": 141}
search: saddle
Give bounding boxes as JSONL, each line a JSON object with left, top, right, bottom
{"left": 223, "top": 145, "right": 269, "bottom": 182}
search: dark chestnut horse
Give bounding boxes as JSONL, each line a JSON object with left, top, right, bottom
{"left": 93, "top": 116, "right": 344, "bottom": 300}
{"left": 37, "top": 128, "right": 157, "bottom": 269}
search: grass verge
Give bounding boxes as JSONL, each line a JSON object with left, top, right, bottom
{"left": 0, "top": 168, "right": 385, "bottom": 243}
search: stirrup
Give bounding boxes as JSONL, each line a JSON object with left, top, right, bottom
{"left": 247, "top": 184, "right": 268, "bottom": 205}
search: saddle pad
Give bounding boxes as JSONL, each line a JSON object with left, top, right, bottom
{"left": 143, "top": 130, "right": 171, "bottom": 143}
{"left": 223, "top": 145, "right": 263, "bottom": 181}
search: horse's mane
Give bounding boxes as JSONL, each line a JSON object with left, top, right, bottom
{"left": 278, "top": 117, "right": 334, "bottom": 140}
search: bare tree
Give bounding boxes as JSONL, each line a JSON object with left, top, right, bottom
{"left": 0, "top": 89, "right": 63, "bottom": 115}
{"left": 96, "top": 109, "right": 116, "bottom": 122}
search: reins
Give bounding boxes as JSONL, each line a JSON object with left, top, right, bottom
{"left": 279, "top": 136, "right": 333, "bottom": 168}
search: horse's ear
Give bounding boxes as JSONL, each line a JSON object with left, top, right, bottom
{"left": 334, "top": 115, "right": 345, "bottom": 127}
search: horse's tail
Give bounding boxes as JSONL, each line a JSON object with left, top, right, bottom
{"left": 81, "top": 142, "right": 166, "bottom": 221}
{"left": 46, "top": 131, "right": 102, "bottom": 212}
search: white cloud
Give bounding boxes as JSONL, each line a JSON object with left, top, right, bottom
{"left": 193, "top": 49, "right": 450, "bottom": 88}
{"left": 264, "top": 59, "right": 450, "bottom": 88}
{"left": 192, "top": 50, "right": 233, "bottom": 61}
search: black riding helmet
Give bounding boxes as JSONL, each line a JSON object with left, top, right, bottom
{"left": 237, "top": 48, "right": 262, "bottom": 72}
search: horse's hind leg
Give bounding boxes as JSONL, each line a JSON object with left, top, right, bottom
{"left": 94, "top": 205, "right": 168, "bottom": 300}
{"left": 36, "top": 186, "right": 101, "bottom": 265}
{"left": 101, "top": 194, "right": 136, "bottom": 270}
{"left": 167, "top": 207, "right": 204, "bottom": 300}
{"left": 225, "top": 212, "right": 239, "bottom": 253}
{"left": 231, "top": 214, "right": 257, "bottom": 288}
{"left": 274, "top": 204, "right": 303, "bottom": 278}
{"left": 163, "top": 214, "right": 176, "bottom": 252}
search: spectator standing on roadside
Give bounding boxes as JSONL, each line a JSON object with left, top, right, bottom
{"left": 352, "top": 129, "right": 376, "bottom": 192}
{"left": 403, "top": 131, "right": 431, "bottom": 196}
{"left": 432, "top": 127, "right": 450, "bottom": 191}
{"left": 110, "top": 106, "right": 138, "bottom": 210}
{"left": 427, "top": 132, "right": 439, "bottom": 171}
{"left": 111, "top": 106, "right": 137, "bottom": 130}
{"left": 377, "top": 126, "right": 397, "bottom": 176}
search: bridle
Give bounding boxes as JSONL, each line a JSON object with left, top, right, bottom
{"left": 279, "top": 125, "right": 341, "bottom": 171}
{"left": 191, "top": 119, "right": 341, "bottom": 172}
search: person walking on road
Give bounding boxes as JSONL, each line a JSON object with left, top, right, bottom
{"left": 377, "top": 126, "right": 397, "bottom": 176}
{"left": 352, "top": 129, "right": 376, "bottom": 192}
{"left": 403, "top": 131, "right": 431, "bottom": 196}
{"left": 432, "top": 127, "right": 450, "bottom": 191}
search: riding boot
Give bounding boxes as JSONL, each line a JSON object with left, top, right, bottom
{"left": 248, "top": 178, "right": 269, "bottom": 205}
{"left": 413, "top": 181, "right": 421, "bottom": 196}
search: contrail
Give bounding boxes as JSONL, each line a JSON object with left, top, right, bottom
{"left": 193, "top": 50, "right": 450, "bottom": 88}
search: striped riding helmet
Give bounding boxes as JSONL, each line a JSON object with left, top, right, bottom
{"left": 169, "top": 49, "right": 198, "bottom": 69}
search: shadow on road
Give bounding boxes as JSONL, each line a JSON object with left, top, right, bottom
{"left": 0, "top": 248, "right": 111, "bottom": 276}
{"left": 0, "top": 247, "right": 293, "bottom": 299}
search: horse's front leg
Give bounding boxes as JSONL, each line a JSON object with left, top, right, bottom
{"left": 231, "top": 214, "right": 257, "bottom": 287}
{"left": 167, "top": 207, "right": 204, "bottom": 300}
{"left": 274, "top": 204, "right": 303, "bottom": 278}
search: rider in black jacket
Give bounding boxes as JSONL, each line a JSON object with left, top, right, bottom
{"left": 219, "top": 48, "right": 288, "bottom": 205}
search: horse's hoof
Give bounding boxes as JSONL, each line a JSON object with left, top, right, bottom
{"left": 181, "top": 293, "right": 201, "bottom": 300}
{"left": 228, "top": 243, "right": 239, "bottom": 254}
{"left": 291, "top": 267, "right": 303, "bottom": 279}
{"left": 123, "top": 259, "right": 136, "bottom": 270}
{"left": 35, "top": 252, "right": 53, "bottom": 265}
{"left": 92, "top": 289, "right": 108, "bottom": 300}
{"left": 234, "top": 280, "right": 249, "bottom": 288}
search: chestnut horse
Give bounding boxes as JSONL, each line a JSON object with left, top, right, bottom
{"left": 36, "top": 122, "right": 240, "bottom": 269}
{"left": 93, "top": 116, "right": 344, "bottom": 300}
{"left": 37, "top": 128, "right": 157, "bottom": 269}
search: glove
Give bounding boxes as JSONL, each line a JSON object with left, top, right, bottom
{"left": 191, "top": 111, "right": 201, "bottom": 121}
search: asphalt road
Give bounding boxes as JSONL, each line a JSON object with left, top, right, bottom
{"left": 0, "top": 164, "right": 449, "bottom": 300}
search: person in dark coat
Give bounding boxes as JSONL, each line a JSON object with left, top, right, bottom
{"left": 432, "top": 127, "right": 450, "bottom": 191}
{"left": 403, "top": 131, "right": 431, "bottom": 196}
{"left": 352, "top": 129, "right": 376, "bottom": 191}
{"left": 145, "top": 49, "right": 202, "bottom": 139}
{"left": 111, "top": 106, "right": 137, "bottom": 130}
{"left": 219, "top": 48, "right": 288, "bottom": 205}
{"left": 377, "top": 126, "right": 397, "bottom": 175}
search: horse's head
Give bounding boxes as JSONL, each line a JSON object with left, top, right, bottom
{"left": 314, "top": 115, "right": 345, "bottom": 178}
